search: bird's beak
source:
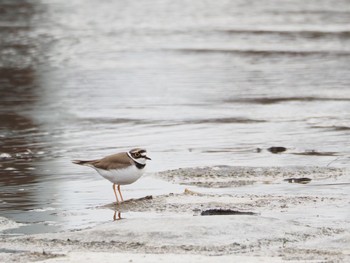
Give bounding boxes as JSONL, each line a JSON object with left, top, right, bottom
{"left": 145, "top": 156, "right": 152, "bottom": 160}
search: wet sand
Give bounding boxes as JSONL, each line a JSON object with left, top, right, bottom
{"left": 1, "top": 166, "right": 349, "bottom": 262}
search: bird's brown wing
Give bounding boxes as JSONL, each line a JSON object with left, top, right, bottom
{"left": 91, "top": 152, "right": 132, "bottom": 170}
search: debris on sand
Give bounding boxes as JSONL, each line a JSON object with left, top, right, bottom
{"left": 184, "top": 188, "right": 200, "bottom": 195}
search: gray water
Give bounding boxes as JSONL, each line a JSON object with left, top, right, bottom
{"left": 1, "top": 0, "right": 350, "bottom": 234}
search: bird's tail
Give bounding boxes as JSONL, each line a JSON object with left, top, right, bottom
{"left": 72, "top": 160, "right": 92, "bottom": 166}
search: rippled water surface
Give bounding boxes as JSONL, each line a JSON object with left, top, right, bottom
{"left": 1, "top": 0, "right": 350, "bottom": 234}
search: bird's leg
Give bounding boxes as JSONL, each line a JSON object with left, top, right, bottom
{"left": 117, "top": 184, "right": 124, "bottom": 202}
{"left": 113, "top": 183, "right": 120, "bottom": 204}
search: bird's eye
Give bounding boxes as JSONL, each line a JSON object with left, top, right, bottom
{"left": 134, "top": 152, "right": 140, "bottom": 158}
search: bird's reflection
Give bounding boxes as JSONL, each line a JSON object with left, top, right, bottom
{"left": 105, "top": 195, "right": 153, "bottom": 221}
{"left": 113, "top": 210, "right": 122, "bottom": 221}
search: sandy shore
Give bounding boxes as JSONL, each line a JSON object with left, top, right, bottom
{"left": 1, "top": 166, "right": 349, "bottom": 262}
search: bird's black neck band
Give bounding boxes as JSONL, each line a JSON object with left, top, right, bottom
{"left": 135, "top": 162, "right": 146, "bottom": 169}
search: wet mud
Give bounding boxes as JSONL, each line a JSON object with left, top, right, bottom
{"left": 200, "top": 209, "right": 256, "bottom": 216}
{"left": 156, "top": 166, "right": 346, "bottom": 188}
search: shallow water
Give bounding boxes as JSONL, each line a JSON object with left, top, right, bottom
{"left": 1, "top": 0, "right": 350, "bottom": 234}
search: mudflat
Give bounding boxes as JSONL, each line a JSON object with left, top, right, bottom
{"left": 1, "top": 166, "right": 349, "bottom": 262}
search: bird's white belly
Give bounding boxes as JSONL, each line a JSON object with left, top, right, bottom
{"left": 95, "top": 166, "right": 144, "bottom": 185}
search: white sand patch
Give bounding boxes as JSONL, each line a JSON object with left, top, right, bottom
{"left": 0, "top": 216, "right": 24, "bottom": 232}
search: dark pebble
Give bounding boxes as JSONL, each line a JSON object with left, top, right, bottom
{"left": 267, "top": 146, "right": 287, "bottom": 154}
{"left": 284, "top": 178, "right": 312, "bottom": 184}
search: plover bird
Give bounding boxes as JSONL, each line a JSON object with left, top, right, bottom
{"left": 72, "top": 148, "right": 151, "bottom": 203}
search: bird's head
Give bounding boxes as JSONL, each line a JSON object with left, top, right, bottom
{"left": 128, "top": 148, "right": 151, "bottom": 164}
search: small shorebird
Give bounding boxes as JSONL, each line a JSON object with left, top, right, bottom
{"left": 72, "top": 148, "right": 151, "bottom": 203}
